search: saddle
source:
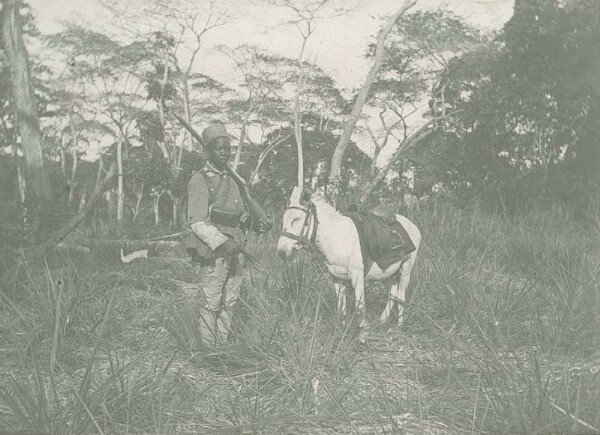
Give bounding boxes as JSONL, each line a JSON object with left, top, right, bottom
{"left": 370, "top": 204, "right": 397, "bottom": 225}
{"left": 343, "top": 205, "right": 416, "bottom": 274}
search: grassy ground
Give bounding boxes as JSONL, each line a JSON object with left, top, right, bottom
{"left": 1, "top": 201, "right": 599, "bottom": 434}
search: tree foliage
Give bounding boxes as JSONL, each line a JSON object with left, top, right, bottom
{"left": 2, "top": 0, "right": 599, "bottom": 245}
{"left": 406, "top": 0, "right": 599, "bottom": 210}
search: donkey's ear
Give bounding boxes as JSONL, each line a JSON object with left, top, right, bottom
{"left": 300, "top": 188, "right": 312, "bottom": 205}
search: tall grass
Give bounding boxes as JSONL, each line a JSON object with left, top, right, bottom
{"left": 404, "top": 201, "right": 600, "bottom": 433}
{"left": 1, "top": 199, "right": 599, "bottom": 433}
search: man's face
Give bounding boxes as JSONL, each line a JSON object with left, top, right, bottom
{"left": 207, "top": 137, "right": 231, "bottom": 170}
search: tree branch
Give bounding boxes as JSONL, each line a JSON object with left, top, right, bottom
{"left": 328, "top": 0, "right": 418, "bottom": 198}
{"left": 359, "top": 111, "right": 458, "bottom": 202}
{"left": 250, "top": 131, "right": 294, "bottom": 185}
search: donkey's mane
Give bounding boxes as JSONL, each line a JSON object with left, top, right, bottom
{"left": 289, "top": 187, "right": 341, "bottom": 217}
{"left": 311, "top": 193, "right": 341, "bottom": 216}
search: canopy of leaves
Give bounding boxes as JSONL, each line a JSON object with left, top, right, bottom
{"left": 369, "top": 9, "right": 483, "bottom": 110}
{"left": 410, "top": 0, "right": 600, "bottom": 208}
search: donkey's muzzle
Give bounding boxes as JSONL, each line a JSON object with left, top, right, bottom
{"left": 277, "top": 237, "right": 298, "bottom": 261}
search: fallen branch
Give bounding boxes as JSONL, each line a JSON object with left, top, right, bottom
{"left": 56, "top": 242, "right": 91, "bottom": 253}
{"left": 1, "top": 163, "right": 116, "bottom": 295}
{"left": 68, "top": 237, "right": 180, "bottom": 250}
{"left": 33, "top": 163, "right": 117, "bottom": 261}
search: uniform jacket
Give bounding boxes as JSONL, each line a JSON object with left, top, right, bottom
{"left": 183, "top": 162, "right": 247, "bottom": 260}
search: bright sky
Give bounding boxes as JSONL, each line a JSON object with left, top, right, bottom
{"left": 28, "top": 0, "right": 514, "bottom": 90}
{"left": 27, "top": 0, "right": 514, "bottom": 163}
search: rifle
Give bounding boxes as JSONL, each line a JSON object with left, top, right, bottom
{"left": 224, "top": 165, "right": 272, "bottom": 232}
{"left": 167, "top": 107, "right": 272, "bottom": 232}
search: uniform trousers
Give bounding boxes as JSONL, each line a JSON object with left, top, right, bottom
{"left": 196, "top": 253, "right": 243, "bottom": 346}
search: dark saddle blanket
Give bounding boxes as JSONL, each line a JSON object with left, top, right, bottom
{"left": 342, "top": 205, "right": 416, "bottom": 273}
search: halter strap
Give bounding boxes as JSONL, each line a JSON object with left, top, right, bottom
{"left": 279, "top": 202, "right": 318, "bottom": 248}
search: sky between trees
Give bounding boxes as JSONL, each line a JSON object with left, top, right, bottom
{"left": 28, "top": 0, "right": 514, "bottom": 90}
{"left": 23, "top": 0, "right": 514, "bottom": 165}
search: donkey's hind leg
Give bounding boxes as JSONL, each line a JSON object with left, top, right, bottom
{"left": 379, "top": 274, "right": 400, "bottom": 326}
{"left": 380, "top": 252, "right": 417, "bottom": 327}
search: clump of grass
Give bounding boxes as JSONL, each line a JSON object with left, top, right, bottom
{"left": 1, "top": 198, "right": 598, "bottom": 434}
{"left": 0, "top": 256, "right": 196, "bottom": 433}
{"left": 405, "top": 201, "right": 600, "bottom": 433}
{"left": 0, "top": 346, "right": 179, "bottom": 434}
{"left": 165, "top": 253, "right": 367, "bottom": 432}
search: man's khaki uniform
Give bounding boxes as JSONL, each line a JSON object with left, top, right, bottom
{"left": 183, "top": 161, "right": 247, "bottom": 346}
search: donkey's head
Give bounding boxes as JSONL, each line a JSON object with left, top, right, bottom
{"left": 277, "top": 186, "right": 316, "bottom": 260}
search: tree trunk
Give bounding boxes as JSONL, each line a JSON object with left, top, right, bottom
{"left": 233, "top": 106, "right": 253, "bottom": 171}
{"left": 167, "top": 191, "right": 178, "bottom": 226}
{"left": 132, "top": 181, "right": 144, "bottom": 222}
{"left": 67, "top": 108, "right": 78, "bottom": 204}
{"left": 95, "top": 155, "right": 104, "bottom": 189}
{"left": 117, "top": 135, "right": 124, "bottom": 222}
{"left": 68, "top": 145, "right": 78, "bottom": 204}
{"left": 1, "top": 0, "right": 50, "bottom": 200}
{"left": 11, "top": 140, "right": 25, "bottom": 204}
{"left": 293, "top": 61, "right": 307, "bottom": 191}
{"left": 157, "top": 64, "right": 171, "bottom": 162}
{"left": 328, "top": 0, "right": 417, "bottom": 196}
{"left": 159, "top": 64, "right": 169, "bottom": 127}
{"left": 16, "top": 163, "right": 25, "bottom": 204}
{"left": 365, "top": 123, "right": 383, "bottom": 178}
{"left": 181, "top": 76, "right": 195, "bottom": 152}
{"left": 294, "top": 94, "right": 304, "bottom": 190}
{"left": 153, "top": 194, "right": 160, "bottom": 226}
{"left": 60, "top": 133, "right": 67, "bottom": 179}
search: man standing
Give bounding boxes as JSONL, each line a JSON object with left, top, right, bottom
{"left": 183, "top": 122, "right": 271, "bottom": 346}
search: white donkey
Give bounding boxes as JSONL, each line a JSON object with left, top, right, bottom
{"left": 277, "top": 187, "right": 421, "bottom": 340}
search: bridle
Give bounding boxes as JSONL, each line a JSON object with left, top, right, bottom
{"left": 279, "top": 202, "right": 318, "bottom": 249}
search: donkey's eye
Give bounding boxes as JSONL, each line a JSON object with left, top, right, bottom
{"left": 291, "top": 217, "right": 300, "bottom": 225}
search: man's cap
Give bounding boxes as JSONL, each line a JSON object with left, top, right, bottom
{"left": 202, "top": 123, "right": 230, "bottom": 147}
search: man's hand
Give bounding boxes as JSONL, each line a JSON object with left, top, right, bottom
{"left": 256, "top": 215, "right": 273, "bottom": 233}
{"left": 214, "top": 238, "right": 242, "bottom": 258}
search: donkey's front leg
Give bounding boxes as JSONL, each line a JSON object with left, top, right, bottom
{"left": 333, "top": 281, "right": 347, "bottom": 325}
{"left": 350, "top": 273, "right": 368, "bottom": 343}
